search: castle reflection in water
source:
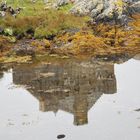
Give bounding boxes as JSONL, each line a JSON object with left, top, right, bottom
{"left": 12, "top": 60, "right": 117, "bottom": 126}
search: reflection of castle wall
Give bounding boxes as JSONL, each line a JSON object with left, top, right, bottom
{"left": 73, "top": 94, "right": 88, "bottom": 125}
{"left": 13, "top": 61, "right": 117, "bottom": 125}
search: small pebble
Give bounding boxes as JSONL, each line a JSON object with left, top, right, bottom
{"left": 135, "top": 108, "right": 140, "bottom": 112}
{"left": 57, "top": 134, "right": 65, "bottom": 139}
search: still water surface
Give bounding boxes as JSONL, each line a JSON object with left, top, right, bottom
{"left": 0, "top": 58, "right": 140, "bottom": 140}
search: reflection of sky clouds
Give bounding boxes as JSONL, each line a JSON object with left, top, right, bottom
{"left": 115, "top": 59, "right": 140, "bottom": 99}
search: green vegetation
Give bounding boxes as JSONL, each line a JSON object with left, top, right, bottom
{"left": 0, "top": 10, "right": 87, "bottom": 38}
{"left": 0, "top": 0, "right": 88, "bottom": 38}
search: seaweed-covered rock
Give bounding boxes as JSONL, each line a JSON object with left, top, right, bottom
{"left": 14, "top": 41, "right": 35, "bottom": 56}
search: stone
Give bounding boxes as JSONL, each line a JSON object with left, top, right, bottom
{"left": 0, "top": 11, "right": 6, "bottom": 17}
{"left": 129, "top": 1, "right": 140, "bottom": 13}
{"left": 0, "top": 1, "right": 22, "bottom": 18}
{"left": 135, "top": 108, "right": 140, "bottom": 111}
{"left": 44, "top": 0, "right": 74, "bottom": 9}
{"left": 14, "top": 41, "right": 35, "bottom": 56}
{"left": 56, "top": 0, "right": 70, "bottom": 6}
{"left": 0, "top": 1, "right": 7, "bottom": 11}
{"left": 57, "top": 134, "right": 66, "bottom": 139}
{"left": 69, "top": 0, "right": 140, "bottom": 23}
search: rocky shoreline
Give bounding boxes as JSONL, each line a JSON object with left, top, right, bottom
{"left": 0, "top": 0, "right": 140, "bottom": 64}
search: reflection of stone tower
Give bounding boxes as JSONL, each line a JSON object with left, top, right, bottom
{"left": 73, "top": 94, "right": 88, "bottom": 125}
{"left": 13, "top": 60, "right": 117, "bottom": 126}
{"left": 39, "top": 96, "right": 46, "bottom": 112}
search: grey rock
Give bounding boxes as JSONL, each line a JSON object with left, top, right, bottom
{"left": 70, "top": 0, "right": 140, "bottom": 23}
{"left": 57, "top": 134, "right": 66, "bottom": 139}
{"left": 130, "top": 1, "right": 140, "bottom": 13}
{"left": 0, "top": 11, "right": 6, "bottom": 17}
{"left": 45, "top": 0, "right": 71, "bottom": 9}
{"left": 14, "top": 41, "right": 35, "bottom": 56}
{"left": 57, "top": 0, "right": 70, "bottom": 6}
{"left": 0, "top": 1, "right": 22, "bottom": 18}
{"left": 135, "top": 108, "right": 140, "bottom": 111}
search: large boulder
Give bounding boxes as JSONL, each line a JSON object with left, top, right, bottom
{"left": 69, "top": 0, "right": 140, "bottom": 23}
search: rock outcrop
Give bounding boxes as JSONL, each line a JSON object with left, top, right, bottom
{"left": 51, "top": 0, "right": 140, "bottom": 23}
{"left": 71, "top": 0, "right": 140, "bottom": 23}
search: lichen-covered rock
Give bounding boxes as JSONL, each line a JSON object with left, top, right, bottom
{"left": 71, "top": 0, "right": 122, "bottom": 21}
{"left": 0, "top": 1, "right": 22, "bottom": 18}
{"left": 44, "top": 0, "right": 75, "bottom": 9}
{"left": 56, "top": 0, "right": 70, "bottom": 6}
{"left": 128, "top": 1, "right": 140, "bottom": 14}
{"left": 70, "top": 0, "right": 140, "bottom": 23}
{"left": 50, "top": 0, "right": 139, "bottom": 23}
